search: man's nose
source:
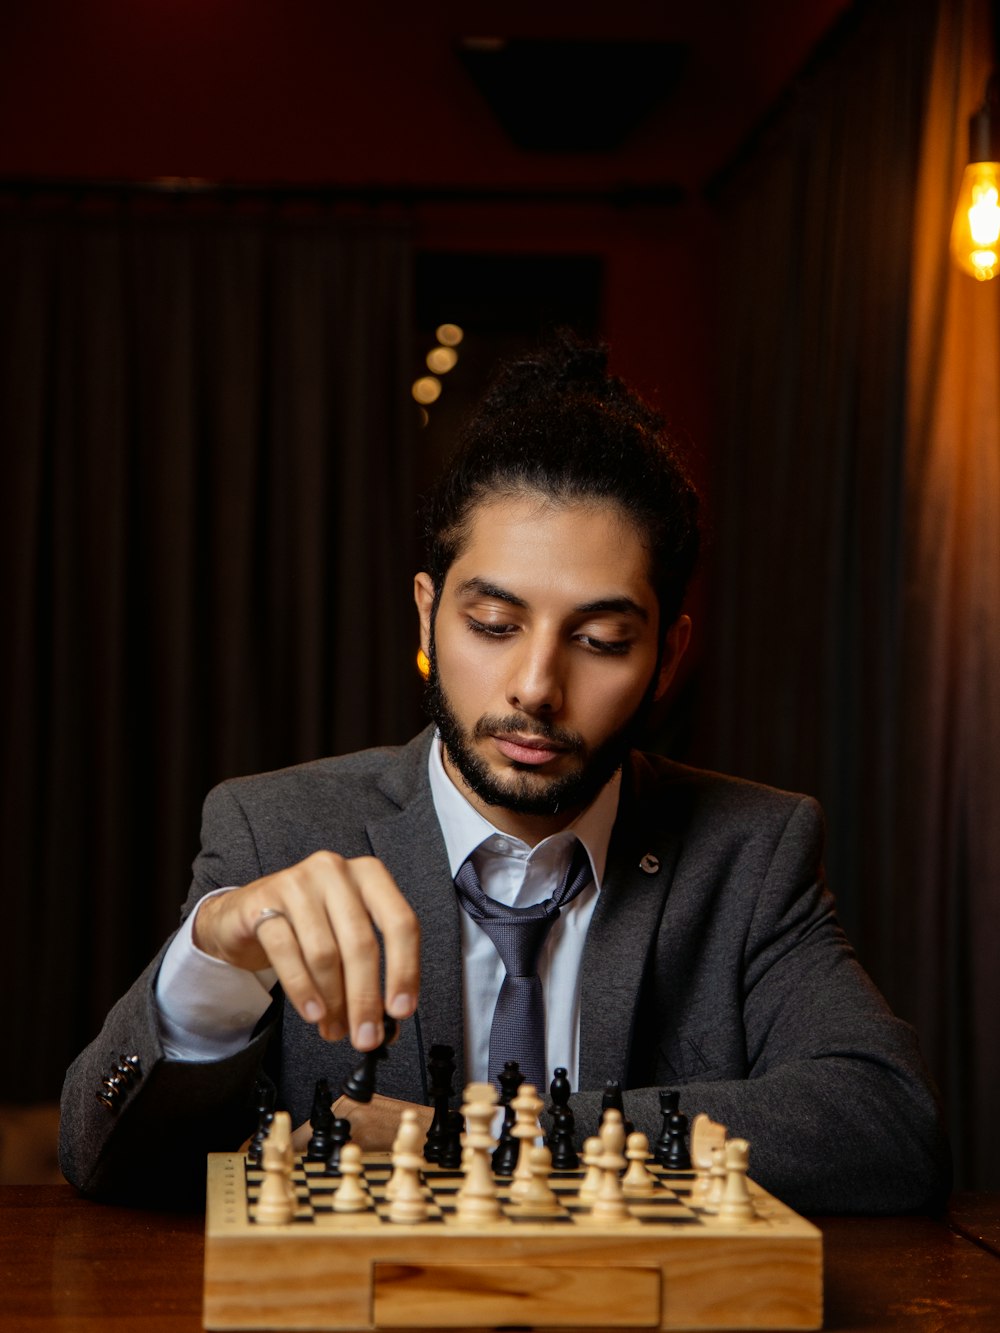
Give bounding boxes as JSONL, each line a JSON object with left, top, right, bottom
{"left": 505, "top": 638, "right": 564, "bottom": 716}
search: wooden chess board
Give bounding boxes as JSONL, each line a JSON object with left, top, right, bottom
{"left": 203, "top": 1153, "right": 823, "bottom": 1331}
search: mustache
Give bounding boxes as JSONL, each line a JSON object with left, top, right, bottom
{"left": 471, "top": 714, "right": 585, "bottom": 753}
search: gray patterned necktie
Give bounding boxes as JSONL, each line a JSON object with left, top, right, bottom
{"left": 454, "top": 839, "right": 592, "bottom": 1095}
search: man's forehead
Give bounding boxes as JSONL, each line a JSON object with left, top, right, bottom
{"left": 443, "top": 495, "right": 657, "bottom": 607}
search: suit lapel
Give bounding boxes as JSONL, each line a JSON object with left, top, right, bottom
{"left": 578, "top": 755, "right": 685, "bottom": 1090}
{"left": 365, "top": 730, "right": 467, "bottom": 1095}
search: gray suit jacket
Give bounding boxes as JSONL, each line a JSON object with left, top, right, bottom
{"left": 59, "top": 728, "right": 950, "bottom": 1213}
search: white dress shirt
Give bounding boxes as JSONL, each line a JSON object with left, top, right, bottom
{"left": 155, "top": 739, "right": 620, "bottom": 1091}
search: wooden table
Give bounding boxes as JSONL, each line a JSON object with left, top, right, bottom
{"left": 1, "top": 1185, "right": 997, "bottom": 1331}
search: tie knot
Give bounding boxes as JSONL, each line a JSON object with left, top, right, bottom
{"left": 454, "top": 840, "right": 591, "bottom": 977}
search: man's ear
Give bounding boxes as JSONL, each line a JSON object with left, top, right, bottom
{"left": 654, "top": 614, "right": 692, "bottom": 703}
{"left": 413, "top": 572, "right": 436, "bottom": 657}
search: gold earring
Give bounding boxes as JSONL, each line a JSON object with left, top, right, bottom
{"left": 416, "top": 648, "right": 431, "bottom": 680}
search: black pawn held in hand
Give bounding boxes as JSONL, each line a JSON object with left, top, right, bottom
{"left": 546, "top": 1067, "right": 579, "bottom": 1170}
{"left": 341, "top": 1017, "right": 397, "bottom": 1104}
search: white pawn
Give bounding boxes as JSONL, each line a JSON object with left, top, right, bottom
{"left": 622, "top": 1131, "right": 656, "bottom": 1197}
{"left": 388, "top": 1109, "right": 429, "bottom": 1223}
{"left": 509, "top": 1083, "right": 544, "bottom": 1202}
{"left": 455, "top": 1083, "right": 502, "bottom": 1223}
{"left": 590, "top": 1108, "right": 629, "bottom": 1223}
{"left": 718, "top": 1138, "right": 756, "bottom": 1224}
{"left": 332, "top": 1142, "right": 370, "bottom": 1213}
{"left": 578, "top": 1135, "right": 604, "bottom": 1203}
{"left": 255, "top": 1110, "right": 296, "bottom": 1225}
{"left": 704, "top": 1142, "right": 727, "bottom": 1213}
{"left": 512, "top": 1145, "right": 561, "bottom": 1217}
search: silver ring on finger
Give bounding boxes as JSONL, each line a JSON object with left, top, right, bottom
{"left": 252, "top": 907, "right": 289, "bottom": 935}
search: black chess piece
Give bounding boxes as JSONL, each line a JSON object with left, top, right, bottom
{"left": 306, "top": 1077, "right": 334, "bottom": 1162}
{"left": 599, "top": 1078, "right": 624, "bottom": 1123}
{"left": 654, "top": 1089, "right": 680, "bottom": 1166}
{"left": 438, "top": 1108, "right": 465, "bottom": 1169}
{"left": 492, "top": 1060, "right": 524, "bottom": 1176}
{"left": 546, "top": 1067, "right": 578, "bottom": 1170}
{"left": 423, "top": 1043, "right": 456, "bottom": 1164}
{"left": 340, "top": 1016, "right": 397, "bottom": 1104}
{"left": 248, "top": 1073, "right": 277, "bottom": 1167}
{"left": 664, "top": 1110, "right": 691, "bottom": 1170}
{"left": 323, "top": 1116, "right": 353, "bottom": 1174}
{"left": 598, "top": 1078, "right": 634, "bottom": 1135}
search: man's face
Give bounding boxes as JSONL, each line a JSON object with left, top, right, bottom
{"left": 414, "top": 495, "right": 689, "bottom": 841}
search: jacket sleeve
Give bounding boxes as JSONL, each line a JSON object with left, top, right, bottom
{"left": 58, "top": 782, "right": 279, "bottom": 1206}
{"left": 581, "top": 793, "right": 952, "bottom": 1216}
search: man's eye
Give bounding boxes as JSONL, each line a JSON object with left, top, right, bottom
{"left": 578, "top": 635, "right": 631, "bottom": 656}
{"left": 467, "top": 618, "right": 517, "bottom": 637}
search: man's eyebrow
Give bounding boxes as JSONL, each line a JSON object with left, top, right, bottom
{"left": 454, "top": 578, "right": 528, "bottom": 608}
{"left": 575, "top": 596, "right": 649, "bottom": 623}
{"left": 453, "top": 580, "right": 648, "bottom": 623}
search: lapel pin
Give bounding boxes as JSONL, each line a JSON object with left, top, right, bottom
{"left": 639, "top": 853, "right": 660, "bottom": 874}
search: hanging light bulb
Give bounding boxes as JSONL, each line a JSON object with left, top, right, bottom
{"left": 951, "top": 77, "right": 1000, "bottom": 281}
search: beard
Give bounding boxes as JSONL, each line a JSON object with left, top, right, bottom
{"left": 422, "top": 657, "right": 658, "bottom": 818}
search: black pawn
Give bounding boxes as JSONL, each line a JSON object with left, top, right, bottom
{"left": 492, "top": 1060, "right": 524, "bottom": 1176}
{"left": 654, "top": 1089, "right": 680, "bottom": 1166}
{"left": 306, "top": 1077, "right": 334, "bottom": 1162}
{"left": 248, "top": 1074, "right": 276, "bottom": 1167}
{"left": 664, "top": 1110, "right": 691, "bottom": 1171}
{"left": 424, "top": 1043, "right": 456, "bottom": 1164}
{"left": 323, "top": 1116, "right": 353, "bottom": 1174}
{"left": 341, "top": 1017, "right": 397, "bottom": 1104}
{"left": 546, "top": 1067, "right": 578, "bottom": 1170}
{"left": 599, "top": 1078, "right": 634, "bottom": 1136}
{"left": 439, "top": 1108, "right": 465, "bottom": 1169}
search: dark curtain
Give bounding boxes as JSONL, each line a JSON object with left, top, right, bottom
{"left": 701, "top": 0, "right": 998, "bottom": 1188}
{"left": 0, "top": 195, "right": 419, "bottom": 1098}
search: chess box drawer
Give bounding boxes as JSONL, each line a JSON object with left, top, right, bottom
{"left": 373, "top": 1262, "right": 661, "bottom": 1327}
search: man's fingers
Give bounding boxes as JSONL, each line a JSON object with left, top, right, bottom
{"left": 349, "top": 857, "right": 421, "bottom": 1023}
{"left": 198, "top": 850, "right": 420, "bottom": 1050}
{"left": 251, "top": 908, "right": 340, "bottom": 1034}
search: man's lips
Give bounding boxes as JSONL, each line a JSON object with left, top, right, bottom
{"left": 491, "top": 734, "right": 568, "bottom": 766}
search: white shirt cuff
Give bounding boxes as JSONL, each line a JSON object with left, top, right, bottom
{"left": 155, "top": 888, "right": 279, "bottom": 1062}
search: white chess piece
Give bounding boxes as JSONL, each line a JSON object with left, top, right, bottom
{"left": 455, "top": 1083, "right": 502, "bottom": 1223}
{"left": 509, "top": 1083, "right": 544, "bottom": 1202}
{"left": 590, "top": 1108, "right": 630, "bottom": 1223}
{"left": 622, "top": 1131, "right": 656, "bottom": 1197}
{"left": 387, "top": 1109, "right": 429, "bottom": 1223}
{"left": 718, "top": 1138, "right": 756, "bottom": 1224}
{"left": 578, "top": 1135, "right": 603, "bottom": 1203}
{"left": 332, "top": 1142, "right": 370, "bottom": 1213}
{"left": 511, "top": 1145, "right": 561, "bottom": 1217}
{"left": 255, "top": 1110, "right": 296, "bottom": 1225}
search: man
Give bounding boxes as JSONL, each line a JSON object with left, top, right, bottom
{"left": 59, "top": 336, "right": 950, "bottom": 1214}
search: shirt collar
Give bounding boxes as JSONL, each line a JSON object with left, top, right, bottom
{"left": 427, "top": 733, "right": 620, "bottom": 888}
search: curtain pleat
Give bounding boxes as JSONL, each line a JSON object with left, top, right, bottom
{"left": 0, "top": 203, "right": 418, "bottom": 1096}
{"left": 900, "top": 0, "right": 1000, "bottom": 1192}
{"left": 701, "top": 0, "right": 1000, "bottom": 1188}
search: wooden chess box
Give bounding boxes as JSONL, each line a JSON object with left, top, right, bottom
{"left": 203, "top": 1152, "right": 823, "bottom": 1331}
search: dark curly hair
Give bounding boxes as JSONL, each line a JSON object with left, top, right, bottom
{"left": 422, "top": 332, "right": 700, "bottom": 630}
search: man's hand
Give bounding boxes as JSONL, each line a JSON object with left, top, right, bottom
{"left": 290, "top": 1095, "right": 434, "bottom": 1153}
{"left": 192, "top": 851, "right": 420, "bottom": 1050}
